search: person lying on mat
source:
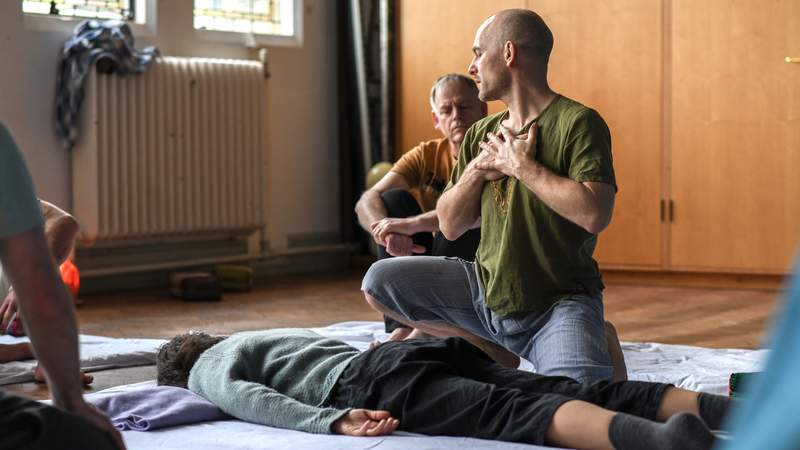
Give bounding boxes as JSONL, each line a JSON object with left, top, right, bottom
{"left": 355, "top": 73, "right": 486, "bottom": 342}
{"left": 0, "top": 123, "right": 124, "bottom": 450}
{"left": 157, "top": 328, "right": 730, "bottom": 450}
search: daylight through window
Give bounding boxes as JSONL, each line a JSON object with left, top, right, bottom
{"left": 23, "top": 0, "right": 134, "bottom": 21}
{"left": 194, "top": 0, "right": 294, "bottom": 36}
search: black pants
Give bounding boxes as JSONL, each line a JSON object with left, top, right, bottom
{"left": 0, "top": 391, "right": 119, "bottom": 450}
{"left": 378, "top": 188, "right": 481, "bottom": 332}
{"left": 331, "top": 338, "right": 669, "bottom": 446}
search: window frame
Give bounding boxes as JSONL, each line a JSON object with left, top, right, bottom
{"left": 193, "top": 0, "right": 303, "bottom": 48}
{"left": 22, "top": 0, "right": 156, "bottom": 37}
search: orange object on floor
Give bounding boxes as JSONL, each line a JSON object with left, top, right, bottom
{"left": 60, "top": 258, "right": 80, "bottom": 297}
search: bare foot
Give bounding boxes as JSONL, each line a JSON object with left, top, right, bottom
{"left": 387, "top": 327, "right": 414, "bottom": 341}
{"left": 34, "top": 365, "right": 94, "bottom": 386}
{"left": 405, "top": 329, "right": 432, "bottom": 340}
{"left": 605, "top": 321, "right": 628, "bottom": 382}
{"left": 369, "top": 327, "right": 435, "bottom": 350}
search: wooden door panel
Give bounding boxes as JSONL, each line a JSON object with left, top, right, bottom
{"left": 532, "top": 0, "right": 664, "bottom": 267}
{"left": 670, "top": 0, "right": 800, "bottom": 273}
{"left": 398, "top": 0, "right": 663, "bottom": 267}
{"left": 397, "top": 0, "right": 525, "bottom": 156}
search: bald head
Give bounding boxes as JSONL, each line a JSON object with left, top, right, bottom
{"left": 484, "top": 9, "right": 553, "bottom": 64}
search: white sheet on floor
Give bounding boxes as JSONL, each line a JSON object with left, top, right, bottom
{"left": 114, "top": 321, "right": 765, "bottom": 450}
{"left": 0, "top": 334, "right": 165, "bottom": 385}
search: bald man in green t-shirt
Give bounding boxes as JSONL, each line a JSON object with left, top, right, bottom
{"left": 362, "top": 9, "right": 622, "bottom": 384}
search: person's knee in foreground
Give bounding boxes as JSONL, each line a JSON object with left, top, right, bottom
{"left": 363, "top": 8, "right": 624, "bottom": 383}
{"left": 354, "top": 73, "right": 487, "bottom": 340}
{"left": 157, "top": 329, "right": 731, "bottom": 450}
{"left": 0, "top": 123, "right": 124, "bottom": 450}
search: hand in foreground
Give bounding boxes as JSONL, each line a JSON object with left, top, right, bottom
{"left": 333, "top": 409, "right": 399, "bottom": 436}
{"left": 465, "top": 147, "right": 506, "bottom": 181}
{"left": 384, "top": 233, "right": 425, "bottom": 257}
{"left": 69, "top": 401, "right": 127, "bottom": 449}
{"left": 476, "top": 123, "right": 538, "bottom": 179}
{"left": 0, "top": 289, "right": 18, "bottom": 332}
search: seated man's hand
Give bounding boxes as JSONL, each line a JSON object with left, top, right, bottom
{"left": 370, "top": 217, "right": 419, "bottom": 244}
{"left": 0, "top": 289, "right": 18, "bottom": 332}
{"left": 70, "top": 401, "right": 127, "bottom": 450}
{"left": 332, "top": 409, "right": 399, "bottom": 436}
{"left": 384, "top": 233, "right": 425, "bottom": 257}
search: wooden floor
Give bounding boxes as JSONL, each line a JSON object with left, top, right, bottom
{"left": 3, "top": 267, "right": 781, "bottom": 400}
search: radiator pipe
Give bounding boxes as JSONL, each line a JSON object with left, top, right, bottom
{"left": 80, "top": 242, "right": 358, "bottom": 277}
{"left": 349, "top": 0, "right": 373, "bottom": 170}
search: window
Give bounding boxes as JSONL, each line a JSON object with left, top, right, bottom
{"left": 194, "top": 0, "right": 295, "bottom": 37}
{"left": 22, "top": 0, "right": 135, "bottom": 21}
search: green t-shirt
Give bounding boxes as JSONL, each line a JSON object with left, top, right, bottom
{"left": 0, "top": 123, "right": 44, "bottom": 239}
{"left": 450, "top": 95, "right": 616, "bottom": 316}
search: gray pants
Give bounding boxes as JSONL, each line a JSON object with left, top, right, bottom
{"left": 362, "top": 256, "right": 614, "bottom": 383}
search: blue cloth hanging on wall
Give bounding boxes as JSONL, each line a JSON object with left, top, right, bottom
{"left": 55, "top": 19, "right": 158, "bottom": 149}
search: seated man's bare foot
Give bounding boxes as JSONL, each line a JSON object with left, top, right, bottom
{"left": 369, "top": 327, "right": 414, "bottom": 350}
{"left": 405, "top": 328, "right": 432, "bottom": 340}
{"left": 387, "top": 327, "right": 413, "bottom": 342}
{"left": 34, "top": 365, "right": 94, "bottom": 386}
{"left": 369, "top": 327, "right": 434, "bottom": 350}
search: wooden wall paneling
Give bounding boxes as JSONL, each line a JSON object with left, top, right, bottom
{"left": 396, "top": 0, "right": 525, "bottom": 157}
{"left": 530, "top": 0, "right": 664, "bottom": 267}
{"left": 670, "top": 0, "right": 800, "bottom": 273}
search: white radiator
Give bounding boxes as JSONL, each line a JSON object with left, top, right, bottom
{"left": 72, "top": 57, "right": 268, "bottom": 242}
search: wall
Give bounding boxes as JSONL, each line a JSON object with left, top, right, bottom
{"left": 0, "top": 0, "right": 340, "bottom": 253}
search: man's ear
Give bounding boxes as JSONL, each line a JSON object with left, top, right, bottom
{"left": 432, "top": 110, "right": 441, "bottom": 132}
{"left": 504, "top": 41, "right": 516, "bottom": 66}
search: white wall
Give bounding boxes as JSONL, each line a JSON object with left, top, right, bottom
{"left": 0, "top": 0, "right": 340, "bottom": 252}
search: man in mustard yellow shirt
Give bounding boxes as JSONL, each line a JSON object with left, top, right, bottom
{"left": 355, "top": 74, "right": 487, "bottom": 338}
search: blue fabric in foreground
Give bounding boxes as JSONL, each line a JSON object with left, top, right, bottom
{"left": 719, "top": 257, "right": 800, "bottom": 449}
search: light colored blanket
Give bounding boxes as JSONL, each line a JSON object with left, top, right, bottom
{"left": 0, "top": 334, "right": 165, "bottom": 385}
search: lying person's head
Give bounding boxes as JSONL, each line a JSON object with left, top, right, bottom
{"left": 157, "top": 331, "right": 227, "bottom": 388}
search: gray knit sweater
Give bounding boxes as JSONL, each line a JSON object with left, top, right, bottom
{"left": 187, "top": 328, "right": 360, "bottom": 433}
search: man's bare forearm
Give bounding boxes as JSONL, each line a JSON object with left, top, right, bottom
{"left": 437, "top": 169, "right": 485, "bottom": 240}
{"left": 355, "top": 190, "right": 388, "bottom": 232}
{"left": 407, "top": 210, "right": 440, "bottom": 234}
{"left": 516, "top": 162, "right": 613, "bottom": 234}
{"left": 0, "top": 228, "right": 84, "bottom": 409}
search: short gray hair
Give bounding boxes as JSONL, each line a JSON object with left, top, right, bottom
{"left": 429, "top": 74, "right": 479, "bottom": 110}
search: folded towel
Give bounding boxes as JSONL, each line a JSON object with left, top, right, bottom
{"left": 86, "top": 385, "right": 229, "bottom": 431}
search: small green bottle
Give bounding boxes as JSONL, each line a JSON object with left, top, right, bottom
{"left": 729, "top": 372, "right": 759, "bottom": 397}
